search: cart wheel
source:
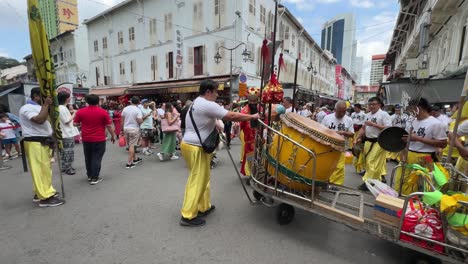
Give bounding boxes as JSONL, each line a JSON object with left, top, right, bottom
{"left": 276, "top": 203, "right": 295, "bottom": 225}
{"left": 253, "top": 190, "right": 263, "bottom": 201}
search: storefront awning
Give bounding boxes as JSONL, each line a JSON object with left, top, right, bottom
{"left": 382, "top": 78, "right": 465, "bottom": 105}
{"left": 128, "top": 77, "right": 230, "bottom": 95}
{"left": 90, "top": 87, "right": 128, "bottom": 96}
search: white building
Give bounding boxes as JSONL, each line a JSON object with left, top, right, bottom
{"left": 82, "top": 0, "right": 337, "bottom": 100}
{"left": 383, "top": 0, "right": 468, "bottom": 105}
{"left": 369, "top": 54, "right": 385, "bottom": 85}
{"left": 352, "top": 56, "right": 363, "bottom": 84}
{"left": 50, "top": 26, "right": 90, "bottom": 87}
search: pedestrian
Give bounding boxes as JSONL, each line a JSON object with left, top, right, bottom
{"left": 180, "top": 100, "right": 193, "bottom": 135}
{"left": 113, "top": 104, "right": 122, "bottom": 139}
{"left": 223, "top": 104, "right": 232, "bottom": 148}
{"left": 122, "top": 96, "right": 144, "bottom": 168}
{"left": 321, "top": 101, "right": 354, "bottom": 185}
{"left": 156, "top": 103, "right": 165, "bottom": 143}
{"left": 282, "top": 97, "right": 293, "bottom": 113}
{"left": 74, "top": 94, "right": 116, "bottom": 185}
{"left": 353, "top": 97, "right": 391, "bottom": 191}
{"left": 0, "top": 113, "right": 21, "bottom": 159}
{"left": 157, "top": 102, "right": 180, "bottom": 161}
{"left": 139, "top": 99, "right": 154, "bottom": 156}
{"left": 179, "top": 79, "right": 259, "bottom": 227}
{"left": 240, "top": 87, "right": 262, "bottom": 177}
{"left": 58, "top": 92, "right": 80, "bottom": 175}
{"left": 316, "top": 106, "right": 328, "bottom": 123}
{"left": 19, "top": 87, "right": 64, "bottom": 207}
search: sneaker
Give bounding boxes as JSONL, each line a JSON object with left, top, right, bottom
{"left": 50, "top": 157, "right": 56, "bottom": 163}
{"left": 170, "top": 155, "right": 179, "bottom": 160}
{"left": 38, "top": 196, "right": 65, "bottom": 207}
{"left": 126, "top": 163, "right": 136, "bottom": 169}
{"left": 180, "top": 216, "right": 206, "bottom": 227}
{"left": 143, "top": 150, "right": 152, "bottom": 156}
{"left": 133, "top": 158, "right": 143, "bottom": 164}
{"left": 87, "top": 177, "right": 92, "bottom": 181}
{"left": 33, "top": 192, "right": 59, "bottom": 202}
{"left": 90, "top": 178, "right": 103, "bottom": 185}
{"left": 198, "top": 205, "right": 216, "bottom": 217}
{"left": 359, "top": 170, "right": 366, "bottom": 176}
{"left": 381, "top": 177, "right": 387, "bottom": 184}
{"left": 64, "top": 168, "right": 76, "bottom": 175}
{"left": 357, "top": 183, "right": 369, "bottom": 191}
{"left": 157, "top": 153, "right": 164, "bottom": 161}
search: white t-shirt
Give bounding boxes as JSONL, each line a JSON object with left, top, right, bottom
{"left": 183, "top": 97, "right": 229, "bottom": 146}
{"left": 407, "top": 116, "right": 447, "bottom": 153}
{"left": 0, "top": 121, "right": 16, "bottom": 139}
{"left": 351, "top": 111, "right": 366, "bottom": 125}
{"left": 59, "top": 105, "right": 79, "bottom": 138}
{"left": 321, "top": 114, "right": 354, "bottom": 133}
{"left": 300, "top": 109, "right": 312, "bottom": 117}
{"left": 122, "top": 105, "right": 143, "bottom": 129}
{"left": 19, "top": 103, "right": 53, "bottom": 137}
{"left": 390, "top": 113, "right": 409, "bottom": 129}
{"left": 457, "top": 120, "right": 468, "bottom": 136}
{"left": 436, "top": 114, "right": 451, "bottom": 126}
{"left": 365, "top": 109, "right": 392, "bottom": 138}
{"left": 316, "top": 111, "right": 327, "bottom": 123}
{"left": 157, "top": 108, "right": 165, "bottom": 118}
{"left": 285, "top": 107, "right": 293, "bottom": 113}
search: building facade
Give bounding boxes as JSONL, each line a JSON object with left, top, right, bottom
{"left": 354, "top": 85, "right": 379, "bottom": 104}
{"left": 38, "top": 0, "right": 79, "bottom": 39}
{"left": 321, "top": 13, "right": 356, "bottom": 74}
{"left": 83, "top": 0, "right": 338, "bottom": 100}
{"left": 370, "top": 54, "right": 385, "bottom": 85}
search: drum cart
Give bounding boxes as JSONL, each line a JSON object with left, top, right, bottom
{"left": 229, "top": 119, "right": 468, "bottom": 264}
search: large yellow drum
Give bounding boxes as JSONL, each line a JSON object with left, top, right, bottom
{"left": 268, "top": 113, "right": 345, "bottom": 191}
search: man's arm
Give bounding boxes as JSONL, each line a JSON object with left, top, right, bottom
{"left": 120, "top": 116, "right": 125, "bottom": 133}
{"left": 223, "top": 111, "right": 259, "bottom": 122}
{"left": 30, "top": 97, "right": 52, "bottom": 124}
{"left": 409, "top": 134, "right": 447, "bottom": 149}
{"left": 106, "top": 125, "right": 116, "bottom": 143}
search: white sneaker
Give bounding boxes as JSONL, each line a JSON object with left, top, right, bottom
{"left": 50, "top": 157, "right": 56, "bottom": 163}
{"left": 143, "top": 150, "right": 152, "bottom": 156}
{"left": 157, "top": 152, "right": 164, "bottom": 161}
{"left": 170, "top": 155, "right": 179, "bottom": 160}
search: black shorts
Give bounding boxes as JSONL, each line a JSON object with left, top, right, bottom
{"left": 141, "top": 128, "right": 154, "bottom": 138}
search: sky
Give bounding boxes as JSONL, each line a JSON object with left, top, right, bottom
{"left": 0, "top": 0, "right": 398, "bottom": 85}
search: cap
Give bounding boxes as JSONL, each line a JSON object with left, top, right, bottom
{"left": 394, "top": 104, "right": 402, "bottom": 109}
{"left": 141, "top": 99, "right": 149, "bottom": 104}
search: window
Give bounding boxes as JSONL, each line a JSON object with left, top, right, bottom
{"left": 93, "top": 40, "right": 98, "bottom": 52}
{"left": 249, "top": 0, "right": 255, "bottom": 15}
{"left": 129, "top": 27, "right": 135, "bottom": 41}
{"left": 119, "top": 62, "right": 125, "bottom": 75}
{"left": 291, "top": 34, "right": 295, "bottom": 48}
{"left": 118, "top": 31, "right": 123, "bottom": 45}
{"left": 60, "top": 51, "right": 64, "bottom": 61}
{"left": 149, "top": 19, "right": 156, "bottom": 35}
{"left": 194, "top": 46, "right": 203, "bottom": 75}
{"left": 214, "top": 0, "right": 225, "bottom": 28}
{"left": 167, "top": 52, "right": 174, "bottom": 78}
{"left": 459, "top": 25, "right": 466, "bottom": 63}
{"left": 102, "top": 37, "right": 107, "bottom": 49}
{"left": 285, "top": 26, "right": 289, "bottom": 40}
{"left": 165, "top": 13, "right": 173, "bottom": 39}
{"left": 215, "top": 0, "right": 219, "bottom": 15}
{"left": 130, "top": 60, "right": 135, "bottom": 73}
{"left": 279, "top": 22, "right": 284, "bottom": 39}
{"left": 151, "top": 55, "right": 157, "bottom": 80}
{"left": 95, "top": 67, "right": 100, "bottom": 86}
{"left": 53, "top": 54, "right": 58, "bottom": 63}
{"left": 260, "top": 5, "right": 265, "bottom": 24}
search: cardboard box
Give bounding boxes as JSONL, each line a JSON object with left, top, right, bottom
{"left": 374, "top": 194, "right": 405, "bottom": 227}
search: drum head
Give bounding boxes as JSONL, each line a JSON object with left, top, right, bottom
{"left": 378, "top": 126, "right": 408, "bottom": 152}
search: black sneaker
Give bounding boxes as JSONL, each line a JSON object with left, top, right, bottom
{"left": 381, "top": 177, "right": 387, "bottom": 184}
{"left": 33, "top": 192, "right": 60, "bottom": 202}
{"left": 198, "top": 205, "right": 216, "bottom": 217}
{"left": 90, "top": 178, "right": 103, "bottom": 185}
{"left": 180, "top": 216, "right": 206, "bottom": 227}
{"left": 126, "top": 163, "right": 136, "bottom": 169}
{"left": 38, "top": 196, "right": 65, "bottom": 207}
{"left": 133, "top": 158, "right": 143, "bottom": 164}
{"left": 87, "top": 177, "right": 92, "bottom": 181}
{"left": 357, "top": 183, "right": 369, "bottom": 191}
{"left": 64, "top": 168, "right": 76, "bottom": 175}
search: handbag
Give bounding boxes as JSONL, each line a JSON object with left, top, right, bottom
{"left": 189, "top": 106, "right": 220, "bottom": 154}
{"left": 161, "top": 117, "right": 180, "bottom": 133}
{"left": 119, "top": 135, "right": 126, "bottom": 147}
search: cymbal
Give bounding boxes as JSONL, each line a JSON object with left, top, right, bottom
{"left": 378, "top": 126, "right": 408, "bottom": 152}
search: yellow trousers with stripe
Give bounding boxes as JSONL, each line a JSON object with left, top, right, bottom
{"left": 362, "top": 141, "right": 387, "bottom": 181}
{"left": 329, "top": 152, "right": 345, "bottom": 185}
{"left": 180, "top": 142, "right": 213, "bottom": 220}
{"left": 394, "top": 151, "right": 431, "bottom": 195}
{"left": 24, "top": 141, "right": 56, "bottom": 200}
{"left": 239, "top": 130, "right": 245, "bottom": 162}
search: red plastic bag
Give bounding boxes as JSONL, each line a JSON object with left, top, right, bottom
{"left": 118, "top": 136, "right": 126, "bottom": 147}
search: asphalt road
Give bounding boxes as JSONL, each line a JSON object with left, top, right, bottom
{"left": 0, "top": 139, "right": 440, "bottom": 264}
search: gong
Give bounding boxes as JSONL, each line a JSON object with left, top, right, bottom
{"left": 378, "top": 126, "right": 409, "bottom": 152}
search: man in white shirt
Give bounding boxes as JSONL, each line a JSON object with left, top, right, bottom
{"left": 19, "top": 88, "right": 64, "bottom": 207}
{"left": 431, "top": 105, "right": 451, "bottom": 126}
{"left": 390, "top": 105, "right": 408, "bottom": 128}
{"left": 395, "top": 98, "right": 447, "bottom": 195}
{"left": 58, "top": 92, "right": 80, "bottom": 175}
{"left": 122, "top": 97, "right": 144, "bottom": 168}
{"left": 354, "top": 97, "right": 392, "bottom": 191}
{"left": 351, "top": 104, "right": 366, "bottom": 131}
{"left": 322, "top": 101, "right": 354, "bottom": 185}
{"left": 282, "top": 97, "right": 293, "bottom": 113}
{"left": 316, "top": 106, "right": 328, "bottom": 123}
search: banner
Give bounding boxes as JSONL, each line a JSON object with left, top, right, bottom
{"left": 57, "top": 0, "right": 78, "bottom": 26}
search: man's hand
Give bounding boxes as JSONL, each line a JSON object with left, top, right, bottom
{"left": 364, "top": 121, "right": 375, "bottom": 127}
{"left": 44, "top": 97, "right": 53, "bottom": 106}
{"left": 110, "top": 135, "right": 116, "bottom": 144}
{"left": 353, "top": 137, "right": 362, "bottom": 145}
{"left": 251, "top": 113, "right": 260, "bottom": 120}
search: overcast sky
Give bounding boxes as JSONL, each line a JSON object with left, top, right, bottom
{"left": 0, "top": 0, "right": 398, "bottom": 85}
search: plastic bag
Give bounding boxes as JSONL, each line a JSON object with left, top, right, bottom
{"left": 119, "top": 136, "right": 126, "bottom": 147}
{"left": 365, "top": 179, "right": 398, "bottom": 198}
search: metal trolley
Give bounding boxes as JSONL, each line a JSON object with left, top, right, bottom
{"left": 231, "top": 120, "right": 468, "bottom": 264}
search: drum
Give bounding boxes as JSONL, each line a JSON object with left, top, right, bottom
{"left": 268, "top": 113, "right": 345, "bottom": 191}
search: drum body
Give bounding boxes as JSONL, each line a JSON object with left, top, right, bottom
{"left": 268, "top": 113, "right": 345, "bottom": 191}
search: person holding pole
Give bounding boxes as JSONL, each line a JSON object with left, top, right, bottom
{"left": 19, "top": 87, "right": 64, "bottom": 207}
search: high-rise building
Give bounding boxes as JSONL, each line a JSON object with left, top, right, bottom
{"left": 38, "top": 0, "right": 79, "bottom": 39}
{"left": 370, "top": 54, "right": 385, "bottom": 85}
{"left": 352, "top": 56, "right": 363, "bottom": 84}
{"left": 321, "top": 13, "right": 356, "bottom": 72}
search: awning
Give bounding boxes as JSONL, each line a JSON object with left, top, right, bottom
{"left": 0, "top": 83, "right": 21, "bottom": 97}
{"left": 382, "top": 78, "right": 465, "bottom": 105}
{"left": 128, "top": 77, "right": 230, "bottom": 94}
{"left": 90, "top": 87, "right": 128, "bottom": 96}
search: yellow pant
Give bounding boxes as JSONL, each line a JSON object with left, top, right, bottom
{"left": 329, "top": 152, "right": 345, "bottom": 185}
{"left": 394, "top": 151, "right": 431, "bottom": 195}
{"left": 354, "top": 151, "right": 365, "bottom": 173}
{"left": 387, "top": 151, "right": 400, "bottom": 161}
{"left": 456, "top": 156, "right": 468, "bottom": 176}
{"left": 24, "top": 141, "right": 56, "bottom": 200}
{"left": 362, "top": 141, "right": 386, "bottom": 181}
{"left": 239, "top": 130, "right": 245, "bottom": 162}
{"left": 180, "top": 142, "right": 213, "bottom": 220}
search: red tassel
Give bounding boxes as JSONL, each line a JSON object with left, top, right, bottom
{"left": 261, "top": 39, "right": 270, "bottom": 64}
{"left": 279, "top": 53, "right": 286, "bottom": 72}
{"left": 270, "top": 72, "right": 279, "bottom": 86}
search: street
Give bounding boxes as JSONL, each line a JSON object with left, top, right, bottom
{"left": 1, "top": 139, "right": 418, "bottom": 264}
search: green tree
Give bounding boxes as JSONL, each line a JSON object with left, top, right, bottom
{"left": 0, "top": 57, "right": 21, "bottom": 70}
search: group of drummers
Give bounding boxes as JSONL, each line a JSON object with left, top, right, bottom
{"left": 238, "top": 90, "right": 464, "bottom": 195}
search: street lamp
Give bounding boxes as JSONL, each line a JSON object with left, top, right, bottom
{"left": 213, "top": 42, "right": 250, "bottom": 102}
{"left": 76, "top": 73, "right": 87, "bottom": 87}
